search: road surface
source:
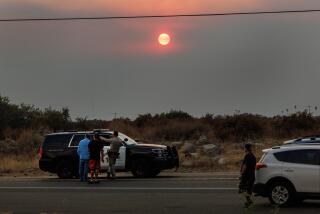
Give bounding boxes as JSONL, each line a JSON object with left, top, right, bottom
{"left": 0, "top": 173, "right": 319, "bottom": 214}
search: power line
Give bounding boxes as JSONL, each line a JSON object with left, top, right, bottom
{"left": 1, "top": 9, "right": 320, "bottom": 22}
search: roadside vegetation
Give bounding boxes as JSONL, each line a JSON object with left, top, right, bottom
{"left": 1, "top": 94, "right": 320, "bottom": 175}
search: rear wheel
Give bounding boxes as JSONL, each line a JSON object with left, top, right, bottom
{"left": 56, "top": 160, "right": 74, "bottom": 179}
{"left": 268, "top": 181, "right": 295, "bottom": 206}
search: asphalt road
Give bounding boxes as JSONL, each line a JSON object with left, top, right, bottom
{"left": 0, "top": 173, "right": 319, "bottom": 214}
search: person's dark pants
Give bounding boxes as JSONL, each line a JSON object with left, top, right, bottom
{"left": 239, "top": 178, "right": 255, "bottom": 194}
{"left": 79, "top": 159, "right": 89, "bottom": 182}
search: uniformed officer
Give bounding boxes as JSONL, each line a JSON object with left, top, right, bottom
{"left": 100, "top": 131, "right": 123, "bottom": 179}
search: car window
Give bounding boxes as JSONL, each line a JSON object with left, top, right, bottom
{"left": 274, "top": 149, "right": 320, "bottom": 165}
{"left": 70, "top": 134, "right": 85, "bottom": 147}
{"left": 259, "top": 153, "right": 267, "bottom": 163}
{"left": 118, "top": 133, "right": 137, "bottom": 145}
{"left": 43, "top": 134, "right": 73, "bottom": 150}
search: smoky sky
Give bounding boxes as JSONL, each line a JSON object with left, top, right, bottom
{"left": 1, "top": 1, "right": 320, "bottom": 119}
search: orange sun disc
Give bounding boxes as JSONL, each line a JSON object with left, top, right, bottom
{"left": 158, "top": 33, "right": 170, "bottom": 46}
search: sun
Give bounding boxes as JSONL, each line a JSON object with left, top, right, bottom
{"left": 158, "top": 33, "right": 170, "bottom": 46}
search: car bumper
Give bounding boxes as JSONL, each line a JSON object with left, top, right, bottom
{"left": 153, "top": 156, "right": 179, "bottom": 170}
{"left": 253, "top": 183, "right": 268, "bottom": 197}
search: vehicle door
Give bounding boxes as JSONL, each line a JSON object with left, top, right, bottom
{"left": 100, "top": 134, "right": 126, "bottom": 170}
{"left": 281, "top": 149, "right": 320, "bottom": 193}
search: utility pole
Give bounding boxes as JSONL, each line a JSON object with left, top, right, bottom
{"left": 112, "top": 112, "right": 118, "bottom": 130}
{"left": 306, "top": 105, "right": 311, "bottom": 114}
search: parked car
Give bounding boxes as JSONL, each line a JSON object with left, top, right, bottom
{"left": 253, "top": 144, "right": 320, "bottom": 206}
{"left": 39, "top": 130, "right": 179, "bottom": 178}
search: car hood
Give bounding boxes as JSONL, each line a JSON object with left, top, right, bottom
{"left": 134, "top": 143, "right": 167, "bottom": 149}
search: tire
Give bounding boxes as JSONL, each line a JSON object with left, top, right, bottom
{"left": 268, "top": 181, "right": 295, "bottom": 207}
{"left": 56, "top": 160, "right": 74, "bottom": 179}
{"left": 149, "top": 169, "right": 161, "bottom": 177}
{"left": 131, "top": 158, "right": 151, "bottom": 178}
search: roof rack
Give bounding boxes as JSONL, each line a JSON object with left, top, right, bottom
{"left": 283, "top": 143, "right": 320, "bottom": 146}
{"left": 300, "top": 134, "right": 320, "bottom": 139}
{"left": 93, "top": 129, "right": 110, "bottom": 133}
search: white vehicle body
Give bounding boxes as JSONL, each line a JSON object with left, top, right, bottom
{"left": 100, "top": 132, "right": 136, "bottom": 170}
{"left": 254, "top": 144, "right": 320, "bottom": 206}
{"left": 69, "top": 131, "right": 137, "bottom": 171}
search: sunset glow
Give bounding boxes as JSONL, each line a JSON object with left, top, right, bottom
{"left": 158, "top": 33, "right": 170, "bottom": 46}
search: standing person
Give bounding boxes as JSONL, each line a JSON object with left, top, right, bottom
{"left": 77, "top": 134, "right": 90, "bottom": 182}
{"left": 239, "top": 144, "right": 257, "bottom": 208}
{"left": 88, "top": 133, "right": 104, "bottom": 184}
{"left": 100, "top": 131, "right": 123, "bottom": 179}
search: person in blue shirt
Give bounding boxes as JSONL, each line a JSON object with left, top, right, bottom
{"left": 77, "top": 134, "right": 91, "bottom": 182}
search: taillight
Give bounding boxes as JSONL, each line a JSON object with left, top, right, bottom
{"left": 256, "top": 162, "right": 267, "bottom": 170}
{"left": 39, "top": 144, "right": 43, "bottom": 159}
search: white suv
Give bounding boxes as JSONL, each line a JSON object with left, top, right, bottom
{"left": 253, "top": 144, "right": 320, "bottom": 206}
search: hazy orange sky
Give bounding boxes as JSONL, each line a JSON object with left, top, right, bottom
{"left": 1, "top": 1, "right": 320, "bottom": 119}
{"left": 1, "top": 0, "right": 262, "bottom": 15}
{"left": 1, "top": 0, "right": 318, "bottom": 17}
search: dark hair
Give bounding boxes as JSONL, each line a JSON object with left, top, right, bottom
{"left": 113, "top": 131, "right": 119, "bottom": 137}
{"left": 94, "top": 133, "right": 99, "bottom": 139}
{"left": 245, "top": 144, "right": 252, "bottom": 151}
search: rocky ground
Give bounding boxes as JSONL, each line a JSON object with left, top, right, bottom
{"left": 163, "top": 136, "right": 282, "bottom": 171}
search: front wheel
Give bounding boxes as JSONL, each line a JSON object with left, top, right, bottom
{"left": 131, "top": 159, "right": 151, "bottom": 178}
{"left": 268, "top": 181, "right": 295, "bottom": 207}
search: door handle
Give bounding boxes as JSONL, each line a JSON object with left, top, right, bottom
{"left": 284, "top": 169, "right": 294, "bottom": 172}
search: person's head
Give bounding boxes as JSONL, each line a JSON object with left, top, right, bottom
{"left": 113, "top": 131, "right": 119, "bottom": 137}
{"left": 93, "top": 133, "right": 99, "bottom": 140}
{"left": 244, "top": 144, "right": 252, "bottom": 153}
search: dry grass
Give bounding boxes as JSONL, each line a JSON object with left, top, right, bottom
{"left": 0, "top": 156, "right": 41, "bottom": 175}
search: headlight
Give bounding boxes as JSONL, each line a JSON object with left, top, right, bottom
{"left": 152, "top": 149, "right": 164, "bottom": 157}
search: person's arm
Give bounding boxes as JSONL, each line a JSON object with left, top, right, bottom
{"left": 100, "top": 147, "right": 104, "bottom": 163}
{"left": 241, "top": 165, "right": 247, "bottom": 175}
{"left": 77, "top": 143, "right": 81, "bottom": 156}
{"left": 99, "top": 136, "right": 112, "bottom": 143}
{"left": 240, "top": 155, "right": 248, "bottom": 175}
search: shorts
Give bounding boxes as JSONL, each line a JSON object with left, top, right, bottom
{"left": 239, "top": 177, "right": 255, "bottom": 195}
{"left": 89, "top": 160, "right": 101, "bottom": 171}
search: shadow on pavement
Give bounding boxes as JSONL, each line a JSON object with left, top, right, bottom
{"left": 252, "top": 201, "right": 320, "bottom": 213}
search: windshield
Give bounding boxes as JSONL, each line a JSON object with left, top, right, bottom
{"left": 118, "top": 133, "right": 137, "bottom": 145}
